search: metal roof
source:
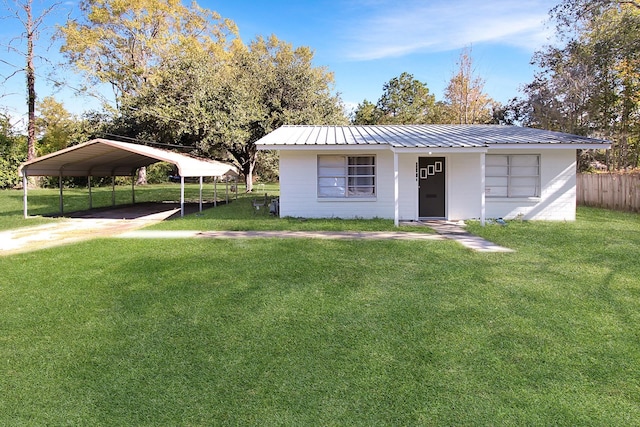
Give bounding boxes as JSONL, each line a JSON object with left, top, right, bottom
{"left": 19, "top": 138, "right": 238, "bottom": 177}
{"left": 255, "top": 125, "right": 611, "bottom": 149}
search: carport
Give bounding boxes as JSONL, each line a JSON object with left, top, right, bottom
{"left": 18, "top": 138, "right": 238, "bottom": 218}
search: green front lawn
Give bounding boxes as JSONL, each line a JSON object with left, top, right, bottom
{"left": 0, "top": 185, "right": 639, "bottom": 425}
{"left": 1, "top": 183, "right": 410, "bottom": 232}
{"left": 1, "top": 182, "right": 254, "bottom": 231}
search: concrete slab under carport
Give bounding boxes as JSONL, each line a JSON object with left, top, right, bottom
{"left": 0, "top": 205, "right": 182, "bottom": 256}
{"left": 44, "top": 201, "right": 224, "bottom": 220}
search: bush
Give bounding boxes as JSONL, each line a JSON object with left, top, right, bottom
{"left": 145, "top": 162, "right": 174, "bottom": 184}
{"left": 0, "top": 117, "right": 27, "bottom": 189}
{"left": 255, "top": 150, "right": 279, "bottom": 182}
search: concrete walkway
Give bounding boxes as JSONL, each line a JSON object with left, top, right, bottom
{"left": 1, "top": 211, "right": 513, "bottom": 256}
{"left": 118, "top": 221, "right": 513, "bottom": 253}
{"left": 117, "top": 229, "right": 446, "bottom": 241}
{"left": 419, "top": 220, "right": 514, "bottom": 253}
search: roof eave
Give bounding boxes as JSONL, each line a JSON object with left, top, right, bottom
{"left": 487, "top": 143, "right": 612, "bottom": 150}
{"left": 256, "top": 143, "right": 391, "bottom": 151}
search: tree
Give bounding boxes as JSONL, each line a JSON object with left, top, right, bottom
{"left": 351, "top": 100, "right": 378, "bottom": 125}
{"left": 36, "top": 96, "right": 75, "bottom": 155}
{"left": 376, "top": 72, "right": 436, "bottom": 124}
{"left": 2, "top": 0, "right": 61, "bottom": 163}
{"left": 351, "top": 73, "right": 439, "bottom": 125}
{"left": 0, "top": 112, "right": 27, "bottom": 188}
{"left": 514, "top": 0, "right": 640, "bottom": 169}
{"left": 58, "top": 0, "right": 237, "bottom": 102}
{"left": 117, "top": 35, "right": 347, "bottom": 191}
{"left": 219, "top": 34, "right": 348, "bottom": 189}
{"left": 443, "top": 48, "right": 495, "bottom": 124}
{"left": 550, "top": 0, "right": 640, "bottom": 36}
{"left": 58, "top": 0, "right": 238, "bottom": 184}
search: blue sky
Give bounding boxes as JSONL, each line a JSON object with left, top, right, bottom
{"left": 1, "top": 0, "right": 559, "bottom": 128}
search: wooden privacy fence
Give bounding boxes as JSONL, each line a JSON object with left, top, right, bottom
{"left": 577, "top": 173, "right": 640, "bottom": 212}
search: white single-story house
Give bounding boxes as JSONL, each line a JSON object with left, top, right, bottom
{"left": 255, "top": 125, "right": 610, "bottom": 225}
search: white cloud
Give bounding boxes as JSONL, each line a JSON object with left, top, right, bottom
{"left": 340, "top": 0, "right": 556, "bottom": 61}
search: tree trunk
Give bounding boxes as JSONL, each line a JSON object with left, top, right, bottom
{"left": 136, "top": 166, "right": 147, "bottom": 185}
{"left": 26, "top": 1, "right": 36, "bottom": 162}
{"left": 245, "top": 160, "right": 254, "bottom": 192}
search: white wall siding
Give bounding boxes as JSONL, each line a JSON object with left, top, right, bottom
{"left": 278, "top": 150, "right": 395, "bottom": 219}
{"left": 485, "top": 149, "right": 577, "bottom": 220}
{"left": 447, "top": 154, "right": 483, "bottom": 220}
{"left": 397, "top": 154, "right": 418, "bottom": 220}
{"left": 278, "top": 148, "right": 578, "bottom": 221}
{"left": 396, "top": 153, "right": 484, "bottom": 221}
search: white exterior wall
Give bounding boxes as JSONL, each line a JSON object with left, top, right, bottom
{"left": 278, "top": 148, "right": 577, "bottom": 221}
{"left": 396, "top": 153, "right": 484, "bottom": 221}
{"left": 485, "top": 149, "right": 577, "bottom": 220}
{"left": 397, "top": 153, "right": 418, "bottom": 220}
{"left": 447, "top": 153, "right": 483, "bottom": 220}
{"left": 278, "top": 149, "right": 395, "bottom": 219}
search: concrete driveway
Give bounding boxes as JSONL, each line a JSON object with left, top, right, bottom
{"left": 1, "top": 203, "right": 183, "bottom": 256}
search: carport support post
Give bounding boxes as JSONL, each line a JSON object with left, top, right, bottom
{"left": 59, "top": 172, "right": 64, "bottom": 214}
{"left": 214, "top": 177, "right": 218, "bottom": 207}
{"left": 111, "top": 175, "right": 116, "bottom": 207}
{"left": 132, "top": 173, "right": 135, "bottom": 204}
{"left": 22, "top": 170, "right": 28, "bottom": 218}
{"left": 199, "top": 176, "right": 203, "bottom": 213}
{"left": 88, "top": 176, "right": 92, "bottom": 209}
{"left": 180, "top": 176, "right": 185, "bottom": 217}
{"left": 225, "top": 177, "right": 229, "bottom": 203}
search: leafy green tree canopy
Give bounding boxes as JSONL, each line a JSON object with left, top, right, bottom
{"left": 376, "top": 72, "right": 436, "bottom": 124}
{"left": 36, "top": 97, "right": 75, "bottom": 155}
{"left": 351, "top": 72, "right": 437, "bottom": 125}
{"left": 351, "top": 100, "right": 378, "bottom": 125}
{"left": 58, "top": 0, "right": 238, "bottom": 102}
{"left": 508, "top": 0, "right": 640, "bottom": 170}
{"left": 0, "top": 113, "right": 27, "bottom": 189}
{"left": 117, "top": 34, "right": 346, "bottom": 190}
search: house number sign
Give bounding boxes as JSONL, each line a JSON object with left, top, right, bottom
{"left": 419, "top": 161, "right": 443, "bottom": 179}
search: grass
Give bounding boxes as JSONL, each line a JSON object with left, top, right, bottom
{"left": 1, "top": 182, "right": 423, "bottom": 232}
{"left": 1, "top": 186, "right": 639, "bottom": 425}
{"left": 0, "top": 182, "right": 249, "bottom": 231}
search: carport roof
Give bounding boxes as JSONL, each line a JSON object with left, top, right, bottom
{"left": 19, "top": 138, "right": 237, "bottom": 177}
{"left": 255, "top": 124, "right": 611, "bottom": 149}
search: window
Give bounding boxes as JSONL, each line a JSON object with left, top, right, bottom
{"left": 486, "top": 154, "right": 540, "bottom": 198}
{"left": 318, "top": 155, "right": 376, "bottom": 198}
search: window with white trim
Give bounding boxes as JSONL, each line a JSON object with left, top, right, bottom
{"left": 486, "top": 154, "right": 540, "bottom": 198}
{"left": 318, "top": 155, "right": 376, "bottom": 198}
